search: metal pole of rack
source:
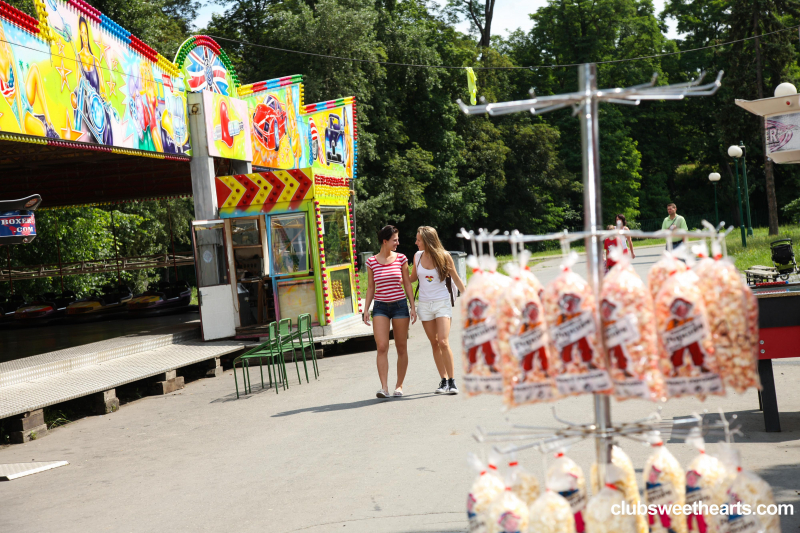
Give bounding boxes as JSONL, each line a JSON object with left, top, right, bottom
{"left": 579, "top": 64, "right": 613, "bottom": 480}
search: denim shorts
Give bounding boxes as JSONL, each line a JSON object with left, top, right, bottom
{"left": 372, "top": 299, "right": 410, "bottom": 320}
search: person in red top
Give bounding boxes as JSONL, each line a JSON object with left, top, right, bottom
{"left": 604, "top": 215, "right": 635, "bottom": 271}
{"left": 363, "top": 225, "right": 417, "bottom": 398}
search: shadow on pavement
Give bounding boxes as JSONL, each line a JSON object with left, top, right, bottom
{"left": 272, "top": 393, "right": 438, "bottom": 417}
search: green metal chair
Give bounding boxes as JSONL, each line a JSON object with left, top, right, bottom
{"left": 233, "top": 322, "right": 285, "bottom": 398}
{"left": 296, "top": 313, "right": 319, "bottom": 379}
{"left": 278, "top": 318, "right": 306, "bottom": 385}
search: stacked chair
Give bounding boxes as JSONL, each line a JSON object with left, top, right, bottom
{"left": 233, "top": 313, "right": 319, "bottom": 399}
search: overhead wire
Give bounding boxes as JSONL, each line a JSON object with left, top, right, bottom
{"left": 207, "top": 23, "right": 800, "bottom": 70}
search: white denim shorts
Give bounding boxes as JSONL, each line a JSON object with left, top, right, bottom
{"left": 417, "top": 298, "right": 452, "bottom": 321}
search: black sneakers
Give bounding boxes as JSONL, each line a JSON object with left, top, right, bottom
{"left": 435, "top": 378, "right": 448, "bottom": 394}
{"left": 447, "top": 379, "right": 459, "bottom": 395}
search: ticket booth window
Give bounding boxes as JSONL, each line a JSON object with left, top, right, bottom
{"left": 329, "top": 268, "right": 354, "bottom": 320}
{"left": 232, "top": 217, "right": 265, "bottom": 280}
{"left": 320, "top": 207, "right": 350, "bottom": 267}
{"left": 270, "top": 213, "right": 309, "bottom": 276}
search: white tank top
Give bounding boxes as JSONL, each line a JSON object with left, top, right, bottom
{"left": 415, "top": 251, "right": 451, "bottom": 302}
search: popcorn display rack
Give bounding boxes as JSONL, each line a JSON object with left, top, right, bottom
{"left": 456, "top": 63, "right": 725, "bottom": 484}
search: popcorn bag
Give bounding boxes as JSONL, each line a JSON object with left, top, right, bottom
{"left": 467, "top": 453, "right": 505, "bottom": 533}
{"left": 542, "top": 256, "right": 612, "bottom": 396}
{"left": 508, "top": 458, "right": 541, "bottom": 506}
{"left": 654, "top": 269, "right": 724, "bottom": 399}
{"left": 695, "top": 243, "right": 760, "bottom": 394}
{"left": 585, "top": 466, "right": 637, "bottom": 533}
{"left": 547, "top": 451, "right": 588, "bottom": 533}
{"left": 647, "top": 250, "right": 688, "bottom": 301}
{"left": 591, "top": 445, "right": 648, "bottom": 533}
{"left": 643, "top": 442, "right": 688, "bottom": 533}
{"left": 684, "top": 439, "right": 732, "bottom": 533}
{"left": 498, "top": 262, "right": 557, "bottom": 406}
{"left": 463, "top": 256, "right": 510, "bottom": 395}
{"left": 600, "top": 247, "right": 665, "bottom": 401}
{"left": 487, "top": 471, "right": 530, "bottom": 533}
{"left": 717, "top": 444, "right": 781, "bottom": 533}
{"left": 528, "top": 490, "right": 576, "bottom": 533}
{"left": 741, "top": 285, "right": 761, "bottom": 392}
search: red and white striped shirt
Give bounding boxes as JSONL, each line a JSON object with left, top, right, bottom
{"left": 367, "top": 254, "right": 408, "bottom": 302}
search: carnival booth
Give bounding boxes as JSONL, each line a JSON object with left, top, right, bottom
{"left": 197, "top": 77, "right": 361, "bottom": 339}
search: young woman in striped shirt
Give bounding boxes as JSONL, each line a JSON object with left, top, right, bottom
{"left": 363, "top": 225, "right": 417, "bottom": 398}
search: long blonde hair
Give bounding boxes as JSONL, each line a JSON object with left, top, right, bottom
{"left": 417, "top": 226, "right": 449, "bottom": 281}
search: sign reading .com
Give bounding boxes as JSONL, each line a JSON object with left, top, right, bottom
{"left": 0, "top": 211, "right": 37, "bottom": 244}
{"left": 612, "top": 501, "right": 794, "bottom": 517}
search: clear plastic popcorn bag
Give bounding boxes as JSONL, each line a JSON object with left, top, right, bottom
{"left": 600, "top": 245, "right": 665, "bottom": 401}
{"left": 543, "top": 252, "right": 612, "bottom": 396}
{"left": 528, "top": 489, "right": 576, "bottom": 533}
{"left": 507, "top": 456, "right": 540, "bottom": 507}
{"left": 547, "top": 451, "right": 588, "bottom": 533}
{"left": 585, "top": 465, "right": 637, "bottom": 533}
{"left": 467, "top": 452, "right": 505, "bottom": 533}
{"left": 498, "top": 255, "right": 557, "bottom": 406}
{"left": 643, "top": 440, "right": 687, "bottom": 533}
{"left": 654, "top": 267, "right": 725, "bottom": 400}
{"left": 647, "top": 248, "right": 688, "bottom": 301}
{"left": 591, "top": 445, "right": 648, "bottom": 533}
{"left": 487, "top": 471, "right": 530, "bottom": 533}
{"left": 684, "top": 435, "right": 733, "bottom": 533}
{"left": 463, "top": 254, "right": 510, "bottom": 396}
{"left": 717, "top": 444, "right": 781, "bottom": 533}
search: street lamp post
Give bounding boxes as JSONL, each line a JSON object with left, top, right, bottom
{"left": 739, "top": 141, "right": 753, "bottom": 236}
{"left": 728, "top": 145, "right": 747, "bottom": 247}
{"left": 709, "top": 172, "right": 721, "bottom": 226}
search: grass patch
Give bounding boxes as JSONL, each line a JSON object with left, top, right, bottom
{"left": 726, "top": 225, "right": 800, "bottom": 271}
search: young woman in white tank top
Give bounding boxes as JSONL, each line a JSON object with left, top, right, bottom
{"left": 409, "top": 226, "right": 466, "bottom": 394}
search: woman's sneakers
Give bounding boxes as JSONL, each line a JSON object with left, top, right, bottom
{"left": 447, "top": 378, "right": 459, "bottom": 395}
{"left": 376, "top": 389, "right": 390, "bottom": 398}
{"left": 435, "top": 378, "right": 459, "bottom": 395}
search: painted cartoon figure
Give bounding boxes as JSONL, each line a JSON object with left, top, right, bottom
{"left": 600, "top": 299, "right": 633, "bottom": 377}
{"left": 72, "top": 16, "right": 117, "bottom": 145}
{"left": 685, "top": 470, "right": 707, "bottom": 533}
{"left": 646, "top": 466, "right": 677, "bottom": 533}
{"left": 0, "top": 24, "right": 58, "bottom": 138}
{"left": 666, "top": 298, "right": 709, "bottom": 376}
{"left": 519, "top": 301, "right": 548, "bottom": 375}
{"left": 466, "top": 298, "right": 498, "bottom": 372}
{"left": 556, "top": 293, "right": 595, "bottom": 369}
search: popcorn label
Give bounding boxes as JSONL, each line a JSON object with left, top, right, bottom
{"left": 603, "top": 313, "right": 641, "bottom": 348}
{"left": 469, "top": 515, "right": 488, "bottom": 533}
{"left": 497, "top": 511, "right": 522, "bottom": 533}
{"left": 551, "top": 310, "right": 595, "bottom": 351}
{"left": 559, "top": 488, "right": 587, "bottom": 514}
{"left": 464, "top": 373, "right": 504, "bottom": 394}
{"left": 721, "top": 515, "right": 762, "bottom": 533}
{"left": 665, "top": 373, "right": 723, "bottom": 397}
{"left": 613, "top": 378, "right": 650, "bottom": 399}
{"left": 509, "top": 325, "right": 546, "bottom": 360}
{"left": 661, "top": 316, "right": 706, "bottom": 353}
{"left": 646, "top": 482, "right": 677, "bottom": 507}
{"left": 556, "top": 369, "right": 612, "bottom": 395}
{"left": 513, "top": 381, "right": 554, "bottom": 403}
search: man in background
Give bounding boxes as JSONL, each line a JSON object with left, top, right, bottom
{"left": 662, "top": 203, "right": 688, "bottom": 250}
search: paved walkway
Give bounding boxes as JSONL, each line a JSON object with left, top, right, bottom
{"left": 1, "top": 250, "right": 799, "bottom": 533}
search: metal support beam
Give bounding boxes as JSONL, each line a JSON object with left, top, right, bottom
{"left": 188, "top": 93, "right": 219, "bottom": 220}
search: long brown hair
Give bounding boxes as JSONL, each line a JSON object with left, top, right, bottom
{"left": 417, "top": 226, "right": 449, "bottom": 281}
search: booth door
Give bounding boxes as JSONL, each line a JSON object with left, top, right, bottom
{"left": 192, "top": 221, "right": 236, "bottom": 341}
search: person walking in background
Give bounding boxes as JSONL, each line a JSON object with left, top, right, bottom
{"left": 614, "top": 214, "right": 635, "bottom": 259}
{"left": 410, "top": 226, "right": 466, "bottom": 395}
{"left": 662, "top": 203, "right": 688, "bottom": 231}
{"left": 363, "top": 225, "right": 417, "bottom": 399}
{"left": 662, "top": 203, "right": 688, "bottom": 249}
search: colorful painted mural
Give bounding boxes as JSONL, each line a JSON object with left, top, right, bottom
{"left": 174, "top": 36, "right": 239, "bottom": 96}
{"left": 241, "top": 82, "right": 303, "bottom": 169}
{"left": 0, "top": 0, "right": 191, "bottom": 155}
{"left": 203, "top": 92, "right": 251, "bottom": 160}
{"left": 298, "top": 100, "right": 357, "bottom": 179}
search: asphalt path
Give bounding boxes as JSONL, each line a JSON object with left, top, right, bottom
{"left": 1, "top": 247, "right": 798, "bottom": 532}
